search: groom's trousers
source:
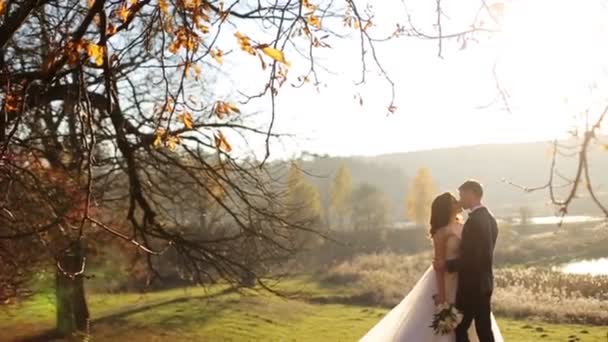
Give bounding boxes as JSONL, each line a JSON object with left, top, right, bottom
{"left": 455, "top": 294, "right": 494, "bottom": 342}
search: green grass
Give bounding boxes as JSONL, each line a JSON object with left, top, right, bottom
{"left": 1, "top": 278, "right": 606, "bottom": 341}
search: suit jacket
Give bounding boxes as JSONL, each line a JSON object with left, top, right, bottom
{"left": 448, "top": 207, "right": 498, "bottom": 310}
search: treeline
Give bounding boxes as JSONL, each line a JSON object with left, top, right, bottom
{"left": 285, "top": 162, "right": 438, "bottom": 232}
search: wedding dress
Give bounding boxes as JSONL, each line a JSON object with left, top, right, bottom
{"left": 360, "top": 227, "right": 503, "bottom": 342}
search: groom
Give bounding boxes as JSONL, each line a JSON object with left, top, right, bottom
{"left": 446, "top": 180, "right": 498, "bottom": 342}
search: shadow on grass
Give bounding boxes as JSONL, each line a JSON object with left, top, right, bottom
{"left": 16, "top": 287, "right": 236, "bottom": 342}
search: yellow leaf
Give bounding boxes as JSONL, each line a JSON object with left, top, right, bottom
{"left": 117, "top": 5, "right": 130, "bottom": 23}
{"left": 166, "top": 135, "right": 180, "bottom": 151}
{"left": 228, "top": 103, "right": 241, "bottom": 114}
{"left": 214, "top": 131, "right": 232, "bottom": 153}
{"left": 153, "top": 128, "right": 165, "bottom": 148}
{"left": 178, "top": 112, "right": 193, "bottom": 129}
{"left": 86, "top": 43, "right": 104, "bottom": 66}
{"left": 191, "top": 64, "right": 202, "bottom": 80}
{"left": 307, "top": 14, "right": 321, "bottom": 29}
{"left": 235, "top": 31, "right": 256, "bottom": 55}
{"left": 261, "top": 46, "right": 290, "bottom": 66}
{"left": 210, "top": 49, "right": 223, "bottom": 64}
{"left": 198, "top": 24, "right": 210, "bottom": 34}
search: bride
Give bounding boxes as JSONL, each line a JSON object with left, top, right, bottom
{"left": 360, "top": 192, "right": 503, "bottom": 342}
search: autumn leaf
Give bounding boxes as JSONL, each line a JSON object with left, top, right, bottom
{"left": 198, "top": 24, "right": 210, "bottom": 34}
{"left": 153, "top": 128, "right": 165, "bottom": 148}
{"left": 177, "top": 112, "right": 194, "bottom": 129}
{"left": 107, "top": 23, "right": 117, "bottom": 36}
{"left": 307, "top": 14, "right": 321, "bottom": 29}
{"left": 169, "top": 27, "right": 200, "bottom": 53}
{"left": 211, "top": 49, "right": 223, "bottom": 64}
{"left": 260, "top": 45, "right": 290, "bottom": 66}
{"left": 159, "top": 0, "right": 169, "bottom": 14}
{"left": 117, "top": 5, "right": 130, "bottom": 23}
{"left": 3, "top": 94, "right": 20, "bottom": 112}
{"left": 235, "top": 31, "right": 256, "bottom": 55}
{"left": 227, "top": 103, "right": 241, "bottom": 114}
{"left": 86, "top": 43, "right": 104, "bottom": 66}
{"left": 66, "top": 40, "right": 88, "bottom": 66}
{"left": 215, "top": 101, "right": 240, "bottom": 118}
{"left": 302, "top": 0, "right": 316, "bottom": 10}
{"left": 214, "top": 131, "right": 232, "bottom": 153}
{"left": 166, "top": 135, "right": 180, "bottom": 151}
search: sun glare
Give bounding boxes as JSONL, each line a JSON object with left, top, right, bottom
{"left": 494, "top": 0, "right": 608, "bottom": 136}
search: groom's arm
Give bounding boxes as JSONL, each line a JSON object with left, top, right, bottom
{"left": 445, "top": 258, "right": 460, "bottom": 273}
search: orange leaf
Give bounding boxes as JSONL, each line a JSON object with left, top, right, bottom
{"left": 260, "top": 45, "right": 290, "bottom": 66}
{"left": 159, "top": 0, "right": 169, "bottom": 14}
{"left": 302, "top": 0, "right": 316, "bottom": 10}
{"left": 3, "top": 94, "right": 20, "bottom": 112}
{"left": 107, "top": 23, "right": 117, "bottom": 36}
{"left": 307, "top": 14, "right": 321, "bottom": 29}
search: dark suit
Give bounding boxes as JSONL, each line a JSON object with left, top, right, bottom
{"left": 446, "top": 207, "right": 498, "bottom": 342}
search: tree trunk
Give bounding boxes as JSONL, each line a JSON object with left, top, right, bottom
{"left": 55, "top": 241, "right": 90, "bottom": 337}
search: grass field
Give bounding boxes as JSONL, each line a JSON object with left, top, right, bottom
{"left": 1, "top": 278, "right": 607, "bottom": 342}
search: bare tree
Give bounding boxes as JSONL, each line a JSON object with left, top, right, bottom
{"left": 0, "top": 0, "right": 498, "bottom": 336}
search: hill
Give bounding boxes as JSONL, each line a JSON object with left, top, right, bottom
{"left": 297, "top": 139, "right": 608, "bottom": 218}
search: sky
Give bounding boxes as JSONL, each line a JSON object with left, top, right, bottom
{"left": 215, "top": 0, "right": 608, "bottom": 159}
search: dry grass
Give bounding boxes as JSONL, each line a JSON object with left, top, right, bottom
{"left": 322, "top": 253, "right": 608, "bottom": 325}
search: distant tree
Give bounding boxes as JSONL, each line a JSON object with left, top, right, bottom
{"left": 519, "top": 206, "right": 532, "bottom": 226}
{"left": 406, "top": 167, "right": 438, "bottom": 226}
{"left": 330, "top": 164, "right": 354, "bottom": 230}
{"left": 287, "top": 165, "right": 323, "bottom": 229}
{"left": 351, "top": 183, "right": 391, "bottom": 231}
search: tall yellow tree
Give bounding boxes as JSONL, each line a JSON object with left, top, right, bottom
{"left": 406, "top": 167, "right": 438, "bottom": 226}
{"left": 287, "top": 164, "right": 323, "bottom": 228}
{"left": 330, "top": 164, "right": 353, "bottom": 230}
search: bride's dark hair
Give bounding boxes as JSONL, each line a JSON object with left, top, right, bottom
{"left": 429, "top": 192, "right": 457, "bottom": 237}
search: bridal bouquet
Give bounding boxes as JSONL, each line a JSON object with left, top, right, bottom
{"left": 430, "top": 303, "right": 464, "bottom": 335}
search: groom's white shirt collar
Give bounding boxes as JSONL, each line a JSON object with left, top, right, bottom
{"left": 469, "top": 204, "right": 484, "bottom": 213}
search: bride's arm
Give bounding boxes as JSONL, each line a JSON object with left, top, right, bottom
{"left": 432, "top": 229, "right": 447, "bottom": 304}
